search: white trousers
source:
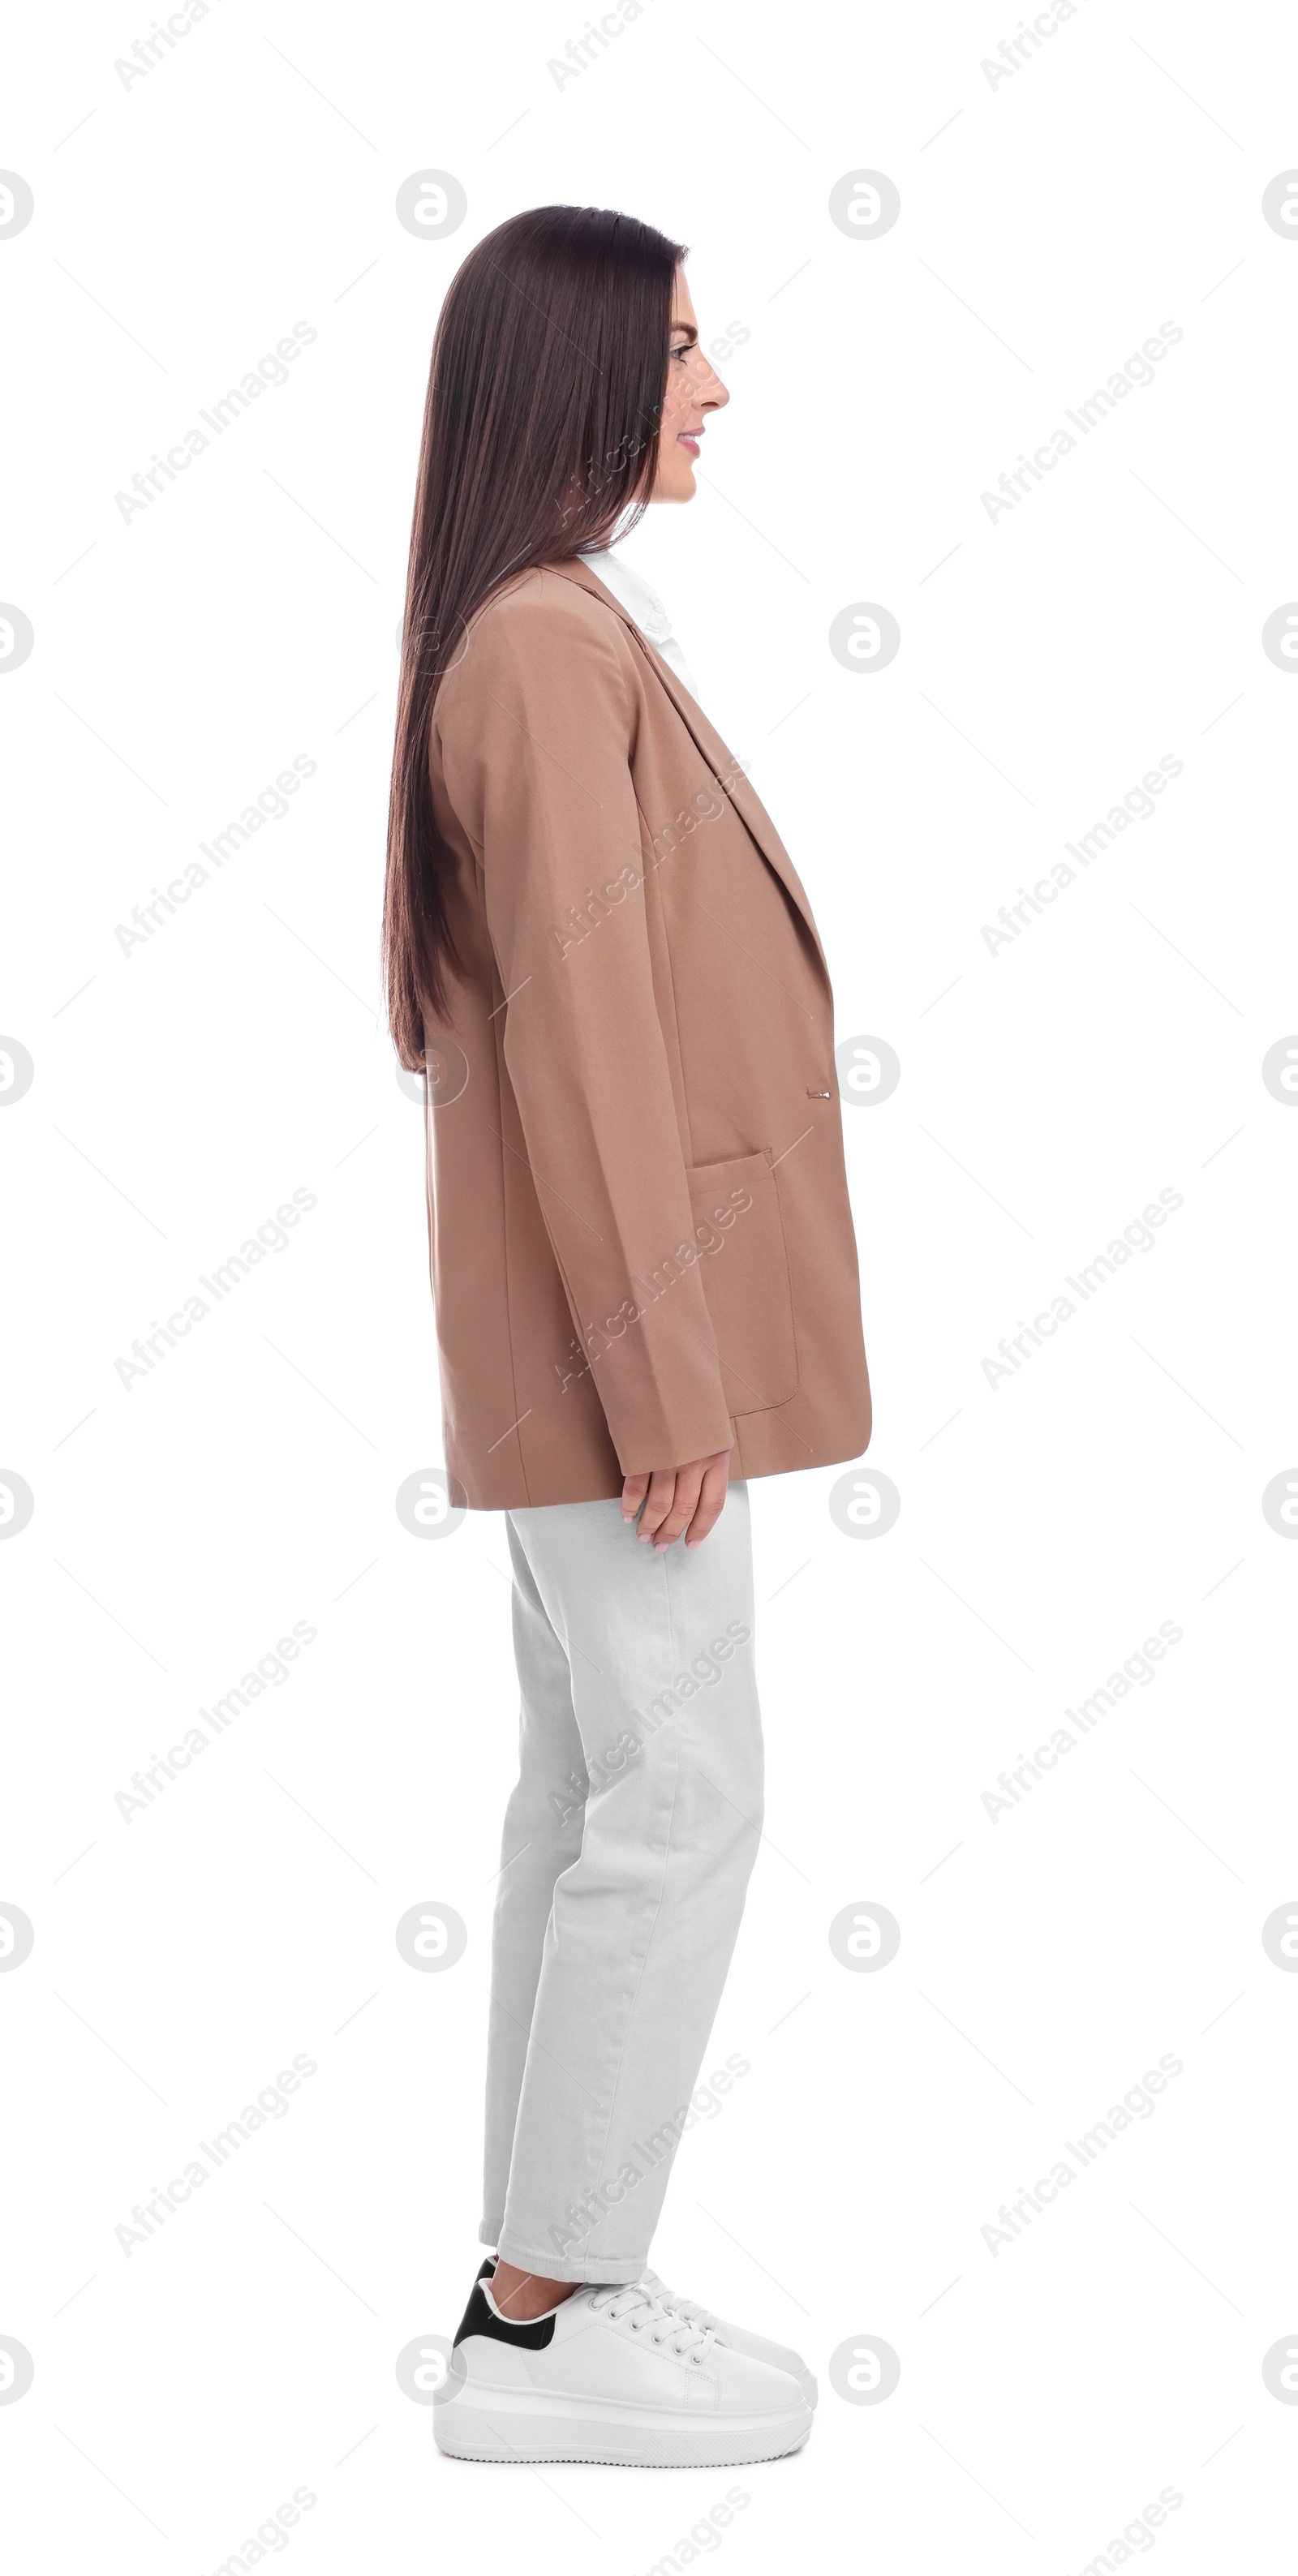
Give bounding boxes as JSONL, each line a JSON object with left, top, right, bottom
{"left": 484, "top": 1486, "right": 763, "bottom": 2284}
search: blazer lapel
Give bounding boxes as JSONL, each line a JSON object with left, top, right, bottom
{"left": 547, "top": 556, "right": 829, "bottom": 980}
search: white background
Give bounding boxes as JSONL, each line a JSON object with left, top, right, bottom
{"left": 2, "top": 1, "right": 1297, "bottom": 2569}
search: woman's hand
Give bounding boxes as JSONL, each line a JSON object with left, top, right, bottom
{"left": 621, "top": 1452, "right": 731, "bottom": 1551}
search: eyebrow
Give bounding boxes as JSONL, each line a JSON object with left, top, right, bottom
{"left": 669, "top": 322, "right": 698, "bottom": 346}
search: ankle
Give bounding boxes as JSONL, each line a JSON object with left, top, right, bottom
{"left": 491, "top": 2261, "right": 578, "bottom": 2322}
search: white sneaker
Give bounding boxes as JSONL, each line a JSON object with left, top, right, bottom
{"left": 640, "top": 2267, "right": 818, "bottom": 2409}
{"left": 434, "top": 2273, "right": 813, "bottom": 2467}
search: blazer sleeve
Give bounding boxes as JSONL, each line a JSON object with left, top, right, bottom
{"left": 434, "top": 579, "right": 734, "bottom": 1477}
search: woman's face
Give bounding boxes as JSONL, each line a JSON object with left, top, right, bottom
{"left": 650, "top": 268, "right": 729, "bottom": 504}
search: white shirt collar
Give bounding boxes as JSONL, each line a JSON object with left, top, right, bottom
{"left": 578, "top": 545, "right": 700, "bottom": 704}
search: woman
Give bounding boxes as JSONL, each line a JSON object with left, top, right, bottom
{"left": 385, "top": 205, "right": 870, "bottom": 2468}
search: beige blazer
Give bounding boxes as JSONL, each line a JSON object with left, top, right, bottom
{"left": 420, "top": 556, "right": 871, "bottom": 1508}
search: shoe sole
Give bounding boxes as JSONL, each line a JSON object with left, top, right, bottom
{"left": 434, "top": 2384, "right": 813, "bottom": 2468}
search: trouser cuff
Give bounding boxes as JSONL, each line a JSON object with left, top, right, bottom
{"left": 494, "top": 2235, "right": 648, "bottom": 2286}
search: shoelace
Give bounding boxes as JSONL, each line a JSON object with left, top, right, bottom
{"left": 587, "top": 2281, "right": 716, "bottom": 2362}
{"left": 639, "top": 2269, "right": 715, "bottom": 2331}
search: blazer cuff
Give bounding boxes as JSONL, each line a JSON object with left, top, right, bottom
{"left": 611, "top": 1413, "right": 736, "bottom": 1481}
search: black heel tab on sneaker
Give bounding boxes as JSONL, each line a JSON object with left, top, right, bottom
{"left": 452, "top": 2279, "right": 557, "bottom": 2351}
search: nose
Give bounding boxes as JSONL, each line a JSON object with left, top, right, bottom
{"left": 691, "top": 352, "right": 729, "bottom": 414}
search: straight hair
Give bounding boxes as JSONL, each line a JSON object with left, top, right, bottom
{"left": 384, "top": 203, "right": 686, "bottom": 1061}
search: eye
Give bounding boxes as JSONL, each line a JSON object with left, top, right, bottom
{"left": 670, "top": 342, "right": 692, "bottom": 362}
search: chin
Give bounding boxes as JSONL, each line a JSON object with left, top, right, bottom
{"left": 647, "top": 469, "right": 697, "bottom": 505}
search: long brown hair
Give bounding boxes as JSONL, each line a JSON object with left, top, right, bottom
{"left": 383, "top": 204, "right": 686, "bottom": 1061}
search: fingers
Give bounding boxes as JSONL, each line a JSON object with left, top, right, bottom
{"left": 684, "top": 1454, "right": 730, "bottom": 1549}
{"left": 624, "top": 1453, "right": 733, "bottom": 1548}
{"left": 644, "top": 1462, "right": 705, "bottom": 1551}
{"left": 636, "top": 1466, "right": 684, "bottom": 1543}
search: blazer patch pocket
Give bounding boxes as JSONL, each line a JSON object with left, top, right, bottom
{"left": 686, "top": 1150, "right": 799, "bottom": 1416}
